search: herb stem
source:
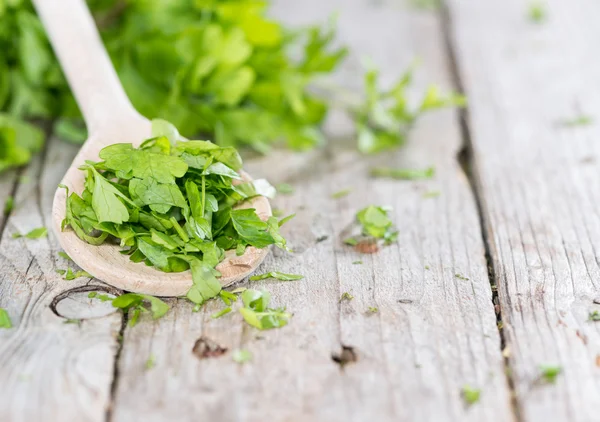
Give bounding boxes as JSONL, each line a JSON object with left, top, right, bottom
{"left": 170, "top": 216, "right": 189, "bottom": 243}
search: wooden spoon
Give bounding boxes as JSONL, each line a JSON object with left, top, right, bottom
{"left": 33, "top": 0, "right": 271, "bottom": 296}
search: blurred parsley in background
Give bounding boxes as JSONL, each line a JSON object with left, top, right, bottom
{"left": 0, "top": 0, "right": 464, "bottom": 171}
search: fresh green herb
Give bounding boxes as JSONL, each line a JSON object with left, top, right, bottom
{"left": 58, "top": 268, "right": 93, "bottom": 280}
{"left": 455, "top": 273, "right": 469, "bottom": 281}
{"left": 0, "top": 308, "right": 12, "bottom": 328}
{"left": 12, "top": 227, "right": 47, "bottom": 239}
{"left": 230, "top": 287, "right": 247, "bottom": 294}
{"left": 58, "top": 251, "right": 72, "bottom": 261}
{"left": 528, "top": 2, "right": 546, "bottom": 23}
{"left": 370, "top": 166, "right": 434, "bottom": 180}
{"left": 60, "top": 120, "right": 290, "bottom": 307}
{"left": 424, "top": 265, "right": 430, "bottom": 270}
{"left": 145, "top": 354, "right": 156, "bottom": 370}
{"left": 63, "top": 319, "right": 81, "bottom": 325}
{"left": 354, "top": 65, "right": 465, "bottom": 154}
{"left": 239, "top": 289, "right": 291, "bottom": 330}
{"left": 211, "top": 307, "right": 232, "bottom": 319}
{"left": 560, "top": 115, "right": 593, "bottom": 127}
{"left": 345, "top": 205, "right": 398, "bottom": 247}
{"left": 539, "top": 365, "right": 562, "bottom": 384}
{"left": 272, "top": 208, "right": 285, "bottom": 217}
{"left": 340, "top": 292, "right": 354, "bottom": 302}
{"left": 3, "top": 196, "right": 14, "bottom": 215}
{"left": 88, "top": 292, "right": 113, "bottom": 302}
{"left": 461, "top": 385, "right": 481, "bottom": 405}
{"left": 422, "top": 190, "right": 440, "bottom": 198}
{"left": 276, "top": 183, "right": 294, "bottom": 195}
{"left": 0, "top": 115, "right": 44, "bottom": 173}
{"left": 352, "top": 260, "right": 363, "bottom": 265}
{"left": 249, "top": 272, "right": 304, "bottom": 282}
{"left": 232, "top": 349, "right": 253, "bottom": 364}
{"left": 111, "top": 293, "right": 170, "bottom": 327}
{"left": 331, "top": 189, "right": 351, "bottom": 199}
{"left": 192, "top": 303, "right": 202, "bottom": 313}
{"left": 367, "top": 306, "right": 379, "bottom": 313}
{"left": 589, "top": 311, "right": 600, "bottom": 321}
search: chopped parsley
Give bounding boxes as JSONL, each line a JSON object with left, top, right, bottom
{"left": 239, "top": 289, "right": 291, "bottom": 330}
{"left": 232, "top": 349, "right": 253, "bottom": 364}
{"left": 0, "top": 308, "right": 12, "bottom": 328}
{"left": 539, "top": 365, "right": 561, "bottom": 384}
{"left": 461, "top": 385, "right": 481, "bottom": 405}
{"left": 331, "top": 189, "right": 351, "bottom": 199}
{"left": 340, "top": 292, "right": 354, "bottom": 302}
{"left": 370, "top": 166, "right": 435, "bottom": 180}
{"left": 12, "top": 227, "right": 47, "bottom": 239}
{"left": 249, "top": 271, "right": 303, "bottom": 281}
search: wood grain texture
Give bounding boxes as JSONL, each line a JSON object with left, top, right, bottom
{"left": 0, "top": 137, "right": 122, "bottom": 422}
{"left": 447, "top": 0, "right": 600, "bottom": 420}
{"left": 110, "top": 1, "right": 512, "bottom": 421}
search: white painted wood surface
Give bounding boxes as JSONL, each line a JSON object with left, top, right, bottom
{"left": 447, "top": 0, "right": 600, "bottom": 420}
{"left": 0, "top": 137, "right": 123, "bottom": 422}
{"left": 109, "top": 1, "right": 511, "bottom": 421}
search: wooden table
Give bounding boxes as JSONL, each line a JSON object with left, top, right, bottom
{"left": 1, "top": 0, "right": 599, "bottom": 421}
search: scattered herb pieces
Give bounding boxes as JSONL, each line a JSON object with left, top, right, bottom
{"left": 539, "top": 365, "right": 562, "bottom": 384}
{"left": 370, "top": 166, "right": 435, "bottom": 180}
{"left": 455, "top": 273, "right": 469, "bottom": 281}
{"left": 589, "top": 311, "right": 600, "bottom": 321}
{"left": 424, "top": 265, "right": 430, "bottom": 270}
{"left": 12, "top": 227, "right": 47, "bottom": 239}
{"left": 249, "top": 272, "right": 304, "bottom": 282}
{"left": 58, "top": 268, "right": 93, "bottom": 280}
{"left": 63, "top": 319, "right": 81, "bottom": 325}
{"left": 354, "top": 65, "right": 465, "bottom": 154}
{"left": 345, "top": 205, "right": 398, "bottom": 247}
{"left": 61, "top": 120, "right": 290, "bottom": 308}
{"left": 352, "top": 260, "right": 363, "bottom": 265}
{"left": 276, "top": 183, "right": 294, "bottom": 195}
{"left": 331, "top": 189, "right": 351, "bottom": 199}
{"left": 232, "top": 349, "right": 253, "bottom": 364}
{"left": 528, "top": 2, "right": 546, "bottom": 23}
{"left": 145, "top": 354, "right": 156, "bottom": 370}
{"left": 560, "top": 115, "right": 593, "bottom": 127}
{"left": 0, "top": 308, "right": 12, "bottom": 328}
{"left": 211, "top": 307, "right": 232, "bottom": 319}
{"left": 340, "top": 292, "right": 354, "bottom": 302}
{"left": 239, "top": 289, "right": 291, "bottom": 330}
{"left": 272, "top": 208, "right": 285, "bottom": 217}
{"left": 461, "top": 385, "right": 481, "bottom": 405}
{"left": 367, "top": 306, "right": 379, "bottom": 313}
{"left": 88, "top": 292, "right": 113, "bottom": 302}
{"left": 58, "top": 251, "right": 72, "bottom": 261}
{"left": 111, "top": 293, "right": 170, "bottom": 326}
{"left": 3, "top": 196, "right": 14, "bottom": 215}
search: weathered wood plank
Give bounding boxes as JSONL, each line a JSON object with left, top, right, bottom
{"left": 447, "top": 0, "right": 600, "bottom": 420}
{"left": 111, "top": 1, "right": 512, "bottom": 421}
{"left": 0, "top": 137, "right": 123, "bottom": 422}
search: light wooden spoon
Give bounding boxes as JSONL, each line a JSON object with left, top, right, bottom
{"left": 33, "top": 0, "right": 271, "bottom": 296}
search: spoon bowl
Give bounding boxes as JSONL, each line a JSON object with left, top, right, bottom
{"left": 36, "top": 0, "right": 271, "bottom": 296}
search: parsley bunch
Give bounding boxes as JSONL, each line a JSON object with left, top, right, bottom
{"left": 0, "top": 0, "right": 464, "bottom": 172}
{"left": 61, "top": 119, "right": 291, "bottom": 305}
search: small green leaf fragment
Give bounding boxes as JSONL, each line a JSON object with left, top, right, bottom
{"left": 232, "top": 349, "right": 253, "bottom": 364}
{"left": 370, "top": 166, "right": 435, "bottom": 180}
{"left": 560, "top": 115, "right": 593, "bottom": 127}
{"left": 455, "top": 273, "right": 469, "bottom": 281}
{"left": 12, "top": 227, "right": 47, "bottom": 239}
{"left": 331, "top": 189, "right": 351, "bottom": 199}
{"left": 58, "top": 251, "right": 72, "bottom": 261}
{"left": 352, "top": 260, "right": 363, "bottom": 265}
{"left": 589, "top": 311, "right": 600, "bottom": 321}
{"left": 0, "top": 308, "right": 12, "bottom": 328}
{"left": 145, "top": 354, "right": 156, "bottom": 370}
{"left": 528, "top": 2, "right": 546, "bottom": 23}
{"left": 539, "top": 365, "right": 562, "bottom": 384}
{"left": 461, "top": 385, "right": 481, "bottom": 405}
{"left": 340, "top": 292, "right": 354, "bottom": 302}
{"left": 249, "top": 271, "right": 304, "bottom": 281}
{"left": 276, "top": 183, "right": 294, "bottom": 194}
{"left": 367, "top": 306, "right": 379, "bottom": 313}
{"left": 211, "top": 307, "right": 232, "bottom": 319}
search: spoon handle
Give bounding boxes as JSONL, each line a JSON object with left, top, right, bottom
{"left": 32, "top": 0, "right": 141, "bottom": 136}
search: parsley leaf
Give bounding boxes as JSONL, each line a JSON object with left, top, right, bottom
{"left": 370, "top": 166, "right": 434, "bottom": 180}
{"left": 461, "top": 386, "right": 481, "bottom": 405}
{"left": 0, "top": 308, "right": 12, "bottom": 328}
{"left": 3, "top": 196, "right": 14, "bottom": 215}
{"left": 539, "top": 365, "right": 562, "bottom": 384}
{"left": 344, "top": 205, "right": 398, "bottom": 247}
{"left": 331, "top": 189, "right": 351, "bottom": 199}
{"left": 239, "top": 289, "right": 291, "bottom": 330}
{"left": 112, "top": 293, "right": 170, "bottom": 326}
{"left": 12, "top": 227, "right": 47, "bottom": 239}
{"left": 249, "top": 271, "right": 303, "bottom": 281}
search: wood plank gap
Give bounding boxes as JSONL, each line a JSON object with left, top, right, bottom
{"left": 440, "top": 3, "right": 522, "bottom": 421}
{"left": 106, "top": 311, "right": 128, "bottom": 422}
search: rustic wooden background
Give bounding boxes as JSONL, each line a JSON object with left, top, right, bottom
{"left": 2, "top": 0, "right": 600, "bottom": 421}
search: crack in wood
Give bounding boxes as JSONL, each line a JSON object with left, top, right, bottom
{"left": 441, "top": 2, "right": 522, "bottom": 421}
